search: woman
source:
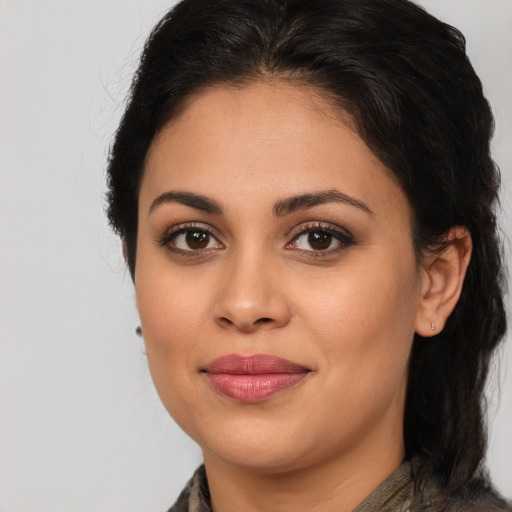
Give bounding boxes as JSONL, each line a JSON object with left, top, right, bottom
{"left": 106, "top": 0, "right": 510, "bottom": 510}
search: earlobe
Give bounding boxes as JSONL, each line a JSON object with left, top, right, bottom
{"left": 415, "top": 226, "right": 472, "bottom": 337}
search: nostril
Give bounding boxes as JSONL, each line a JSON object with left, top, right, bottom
{"left": 255, "top": 318, "right": 273, "bottom": 324}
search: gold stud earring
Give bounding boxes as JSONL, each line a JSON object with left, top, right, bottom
{"left": 431, "top": 321, "right": 436, "bottom": 331}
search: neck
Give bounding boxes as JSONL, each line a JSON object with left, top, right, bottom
{"left": 203, "top": 425, "right": 405, "bottom": 512}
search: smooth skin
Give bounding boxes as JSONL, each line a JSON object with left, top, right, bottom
{"left": 135, "top": 82, "right": 471, "bottom": 512}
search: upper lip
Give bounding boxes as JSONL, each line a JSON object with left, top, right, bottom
{"left": 204, "top": 354, "right": 309, "bottom": 374}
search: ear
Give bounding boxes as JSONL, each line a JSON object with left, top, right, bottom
{"left": 415, "top": 226, "right": 472, "bottom": 337}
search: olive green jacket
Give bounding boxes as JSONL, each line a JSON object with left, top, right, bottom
{"left": 167, "top": 459, "right": 511, "bottom": 511}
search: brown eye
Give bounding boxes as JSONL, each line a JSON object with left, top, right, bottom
{"left": 287, "top": 224, "right": 354, "bottom": 254}
{"left": 166, "top": 227, "right": 223, "bottom": 252}
{"left": 185, "top": 230, "right": 210, "bottom": 249}
{"left": 308, "top": 231, "right": 332, "bottom": 250}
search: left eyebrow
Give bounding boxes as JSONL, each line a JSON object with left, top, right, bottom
{"left": 273, "top": 189, "right": 373, "bottom": 217}
{"left": 149, "top": 191, "right": 223, "bottom": 215}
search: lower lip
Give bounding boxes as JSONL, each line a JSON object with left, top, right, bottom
{"left": 206, "top": 372, "right": 308, "bottom": 403}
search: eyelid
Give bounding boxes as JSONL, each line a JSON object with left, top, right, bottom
{"left": 287, "top": 221, "right": 354, "bottom": 243}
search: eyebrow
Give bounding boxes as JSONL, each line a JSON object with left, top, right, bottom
{"left": 273, "top": 189, "right": 373, "bottom": 217}
{"left": 148, "top": 188, "right": 372, "bottom": 217}
{"left": 149, "top": 191, "right": 223, "bottom": 215}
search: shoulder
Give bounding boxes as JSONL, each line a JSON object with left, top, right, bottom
{"left": 167, "top": 465, "right": 211, "bottom": 512}
{"left": 446, "top": 484, "right": 512, "bottom": 512}
{"left": 409, "top": 458, "right": 511, "bottom": 512}
{"left": 418, "top": 478, "right": 512, "bottom": 512}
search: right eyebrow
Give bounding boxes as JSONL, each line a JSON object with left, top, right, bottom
{"left": 149, "top": 191, "right": 223, "bottom": 215}
{"left": 273, "top": 189, "right": 373, "bottom": 217}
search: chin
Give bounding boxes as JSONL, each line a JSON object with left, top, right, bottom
{"left": 204, "top": 441, "right": 314, "bottom": 474}
{"left": 189, "top": 413, "right": 332, "bottom": 474}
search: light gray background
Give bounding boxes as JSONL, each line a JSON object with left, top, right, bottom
{"left": 0, "top": 1, "right": 510, "bottom": 510}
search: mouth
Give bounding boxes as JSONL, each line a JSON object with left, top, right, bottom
{"left": 203, "top": 354, "right": 311, "bottom": 403}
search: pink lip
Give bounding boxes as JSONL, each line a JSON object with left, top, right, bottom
{"left": 203, "top": 354, "right": 310, "bottom": 403}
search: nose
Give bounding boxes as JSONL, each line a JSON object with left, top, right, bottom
{"left": 212, "top": 251, "right": 291, "bottom": 332}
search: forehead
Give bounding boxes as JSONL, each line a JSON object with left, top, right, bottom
{"left": 140, "top": 81, "right": 411, "bottom": 224}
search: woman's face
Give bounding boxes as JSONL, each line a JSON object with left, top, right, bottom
{"left": 135, "top": 82, "right": 428, "bottom": 473}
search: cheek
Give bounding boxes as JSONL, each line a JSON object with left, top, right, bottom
{"left": 135, "top": 262, "right": 211, "bottom": 383}
{"left": 305, "top": 265, "right": 418, "bottom": 428}
{"left": 135, "top": 275, "right": 212, "bottom": 429}
{"left": 297, "top": 253, "right": 420, "bottom": 375}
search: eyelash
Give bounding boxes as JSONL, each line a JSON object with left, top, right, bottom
{"left": 158, "top": 221, "right": 355, "bottom": 257}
